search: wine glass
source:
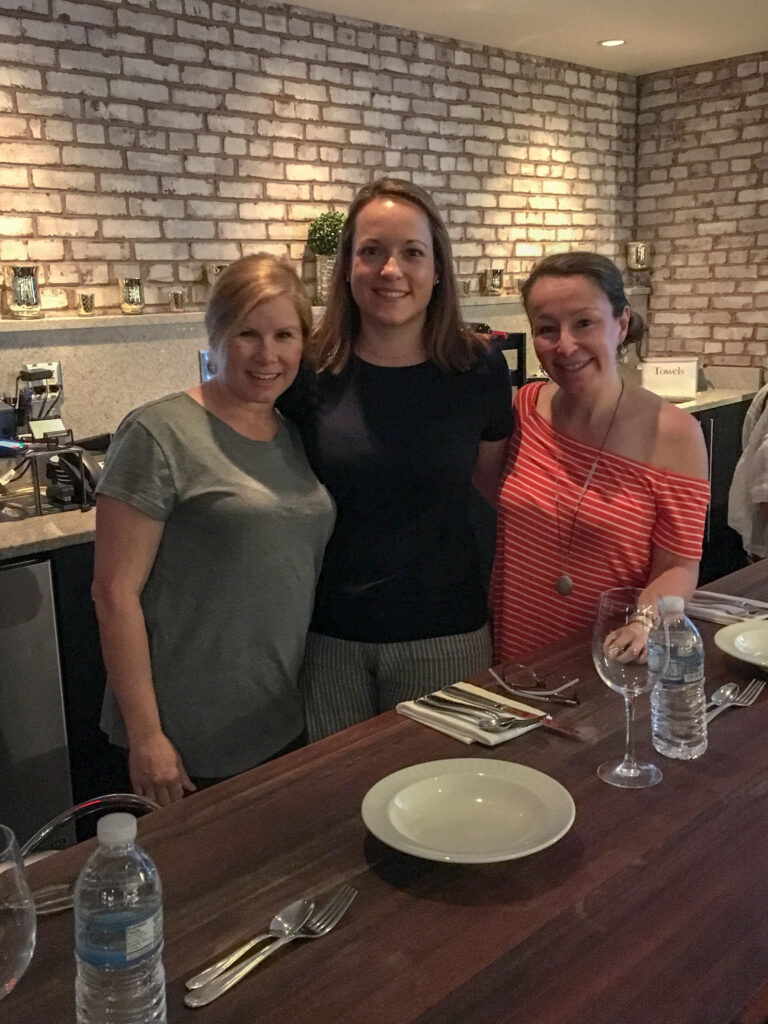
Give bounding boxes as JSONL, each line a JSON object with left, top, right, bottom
{"left": 592, "top": 588, "right": 662, "bottom": 789}
{"left": 0, "top": 825, "right": 36, "bottom": 999}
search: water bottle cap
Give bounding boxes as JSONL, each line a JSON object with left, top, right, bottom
{"left": 97, "top": 812, "right": 137, "bottom": 847}
{"left": 657, "top": 595, "right": 685, "bottom": 615}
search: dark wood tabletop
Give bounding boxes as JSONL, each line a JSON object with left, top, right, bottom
{"left": 8, "top": 560, "right": 768, "bottom": 1024}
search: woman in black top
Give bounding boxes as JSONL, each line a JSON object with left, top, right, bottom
{"left": 281, "top": 178, "right": 514, "bottom": 739}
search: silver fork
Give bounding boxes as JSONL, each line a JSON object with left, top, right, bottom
{"left": 184, "top": 885, "right": 358, "bottom": 1008}
{"left": 706, "top": 678, "right": 766, "bottom": 724}
{"left": 442, "top": 684, "right": 543, "bottom": 719}
{"left": 416, "top": 693, "right": 544, "bottom": 731}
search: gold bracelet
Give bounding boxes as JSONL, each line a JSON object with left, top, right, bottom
{"left": 629, "top": 607, "right": 655, "bottom": 631}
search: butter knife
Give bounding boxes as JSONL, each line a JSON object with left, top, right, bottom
{"left": 441, "top": 686, "right": 583, "bottom": 740}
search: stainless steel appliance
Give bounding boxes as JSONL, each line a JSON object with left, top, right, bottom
{"left": 0, "top": 435, "right": 106, "bottom": 522}
{"left": 0, "top": 558, "right": 74, "bottom": 848}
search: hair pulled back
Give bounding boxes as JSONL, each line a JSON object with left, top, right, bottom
{"left": 521, "top": 251, "right": 645, "bottom": 348}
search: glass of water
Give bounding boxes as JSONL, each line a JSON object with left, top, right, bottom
{"left": 592, "top": 588, "right": 662, "bottom": 789}
{"left": 0, "top": 825, "right": 36, "bottom": 999}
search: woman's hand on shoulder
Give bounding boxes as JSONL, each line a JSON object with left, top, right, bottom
{"left": 129, "top": 732, "right": 197, "bottom": 806}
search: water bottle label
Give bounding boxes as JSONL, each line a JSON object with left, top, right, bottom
{"left": 662, "top": 657, "right": 683, "bottom": 683}
{"left": 126, "top": 909, "right": 163, "bottom": 961}
{"left": 76, "top": 908, "right": 163, "bottom": 968}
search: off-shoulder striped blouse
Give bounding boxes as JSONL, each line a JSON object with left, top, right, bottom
{"left": 491, "top": 382, "right": 710, "bottom": 661}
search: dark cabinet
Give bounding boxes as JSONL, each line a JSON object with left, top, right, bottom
{"left": 694, "top": 400, "right": 750, "bottom": 584}
{"left": 0, "top": 557, "right": 74, "bottom": 847}
{"left": 50, "top": 542, "right": 129, "bottom": 802}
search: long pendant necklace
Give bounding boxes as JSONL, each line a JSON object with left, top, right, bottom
{"left": 553, "top": 380, "right": 625, "bottom": 596}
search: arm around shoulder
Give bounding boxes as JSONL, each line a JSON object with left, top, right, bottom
{"left": 472, "top": 438, "right": 509, "bottom": 506}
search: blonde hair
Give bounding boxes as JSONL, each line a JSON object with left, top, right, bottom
{"left": 205, "top": 255, "right": 313, "bottom": 367}
{"left": 311, "top": 178, "right": 486, "bottom": 374}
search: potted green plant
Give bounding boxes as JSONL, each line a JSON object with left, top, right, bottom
{"left": 307, "top": 211, "right": 345, "bottom": 304}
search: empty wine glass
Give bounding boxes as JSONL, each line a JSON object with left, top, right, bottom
{"left": 0, "top": 825, "right": 36, "bottom": 999}
{"left": 592, "top": 588, "right": 662, "bottom": 789}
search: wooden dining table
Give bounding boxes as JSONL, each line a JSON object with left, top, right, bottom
{"left": 8, "top": 559, "right": 768, "bottom": 1024}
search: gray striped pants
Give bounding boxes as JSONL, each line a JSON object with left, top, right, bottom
{"left": 298, "top": 623, "right": 493, "bottom": 741}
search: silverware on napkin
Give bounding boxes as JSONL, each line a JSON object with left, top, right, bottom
{"left": 686, "top": 589, "right": 768, "bottom": 625}
{"left": 442, "top": 684, "right": 584, "bottom": 740}
{"left": 397, "top": 682, "right": 544, "bottom": 745}
{"left": 416, "top": 693, "right": 544, "bottom": 731}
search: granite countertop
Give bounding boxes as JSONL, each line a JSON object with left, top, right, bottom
{"left": 0, "top": 506, "right": 96, "bottom": 561}
{"left": 675, "top": 387, "right": 757, "bottom": 413}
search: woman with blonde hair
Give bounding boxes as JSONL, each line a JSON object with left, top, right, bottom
{"left": 93, "top": 255, "right": 335, "bottom": 803}
{"left": 280, "top": 178, "right": 514, "bottom": 739}
{"left": 492, "top": 251, "right": 710, "bottom": 661}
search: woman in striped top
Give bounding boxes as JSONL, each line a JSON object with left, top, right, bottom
{"left": 492, "top": 252, "right": 710, "bottom": 662}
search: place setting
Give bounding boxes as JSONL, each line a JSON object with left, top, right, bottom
{"left": 395, "top": 669, "right": 582, "bottom": 745}
{"left": 685, "top": 589, "right": 768, "bottom": 626}
{"left": 362, "top": 668, "right": 584, "bottom": 864}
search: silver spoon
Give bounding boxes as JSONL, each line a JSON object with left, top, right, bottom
{"left": 186, "top": 898, "right": 314, "bottom": 991}
{"left": 706, "top": 682, "right": 739, "bottom": 711}
{"left": 416, "top": 693, "right": 543, "bottom": 732}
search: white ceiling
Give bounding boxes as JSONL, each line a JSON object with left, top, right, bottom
{"left": 296, "top": 0, "right": 768, "bottom": 76}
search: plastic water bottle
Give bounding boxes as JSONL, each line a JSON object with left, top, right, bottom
{"left": 74, "top": 813, "right": 166, "bottom": 1024}
{"left": 648, "top": 595, "right": 707, "bottom": 760}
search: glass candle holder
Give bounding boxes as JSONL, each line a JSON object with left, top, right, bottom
{"left": 169, "top": 288, "right": 186, "bottom": 312}
{"left": 4, "top": 265, "right": 42, "bottom": 319}
{"left": 119, "top": 277, "right": 144, "bottom": 314}
{"left": 77, "top": 292, "right": 95, "bottom": 317}
{"left": 626, "top": 241, "right": 652, "bottom": 271}
{"left": 481, "top": 268, "right": 504, "bottom": 296}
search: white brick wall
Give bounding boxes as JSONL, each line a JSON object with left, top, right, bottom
{"left": 637, "top": 55, "right": 768, "bottom": 366}
{"left": 0, "top": 0, "right": 702, "bottom": 343}
{"left": 0, "top": 0, "right": 641, "bottom": 316}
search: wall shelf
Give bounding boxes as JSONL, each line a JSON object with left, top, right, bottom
{"left": 0, "top": 311, "right": 205, "bottom": 334}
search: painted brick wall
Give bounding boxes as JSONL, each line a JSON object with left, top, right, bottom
{"left": 637, "top": 55, "right": 768, "bottom": 367}
{"left": 0, "top": 0, "right": 636, "bottom": 315}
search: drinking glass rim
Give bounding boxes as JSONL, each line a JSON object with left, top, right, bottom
{"left": 0, "top": 823, "right": 19, "bottom": 860}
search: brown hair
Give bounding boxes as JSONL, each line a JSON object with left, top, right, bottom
{"left": 521, "top": 251, "right": 645, "bottom": 347}
{"left": 205, "top": 254, "right": 313, "bottom": 367}
{"left": 311, "top": 178, "right": 486, "bottom": 373}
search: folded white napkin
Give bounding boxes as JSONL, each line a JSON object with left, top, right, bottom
{"left": 396, "top": 681, "right": 543, "bottom": 746}
{"left": 686, "top": 589, "right": 768, "bottom": 625}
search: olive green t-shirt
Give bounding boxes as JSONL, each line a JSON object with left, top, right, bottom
{"left": 97, "top": 393, "right": 335, "bottom": 777}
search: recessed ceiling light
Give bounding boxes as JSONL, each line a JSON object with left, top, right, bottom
{"left": 599, "top": 39, "right": 625, "bottom": 47}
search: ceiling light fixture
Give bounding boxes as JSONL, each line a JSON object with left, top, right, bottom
{"left": 599, "top": 39, "right": 625, "bottom": 47}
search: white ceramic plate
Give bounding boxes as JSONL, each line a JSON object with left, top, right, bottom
{"left": 714, "top": 620, "right": 768, "bottom": 669}
{"left": 361, "top": 758, "right": 575, "bottom": 863}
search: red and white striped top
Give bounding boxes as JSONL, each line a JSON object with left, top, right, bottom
{"left": 491, "top": 382, "right": 710, "bottom": 661}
